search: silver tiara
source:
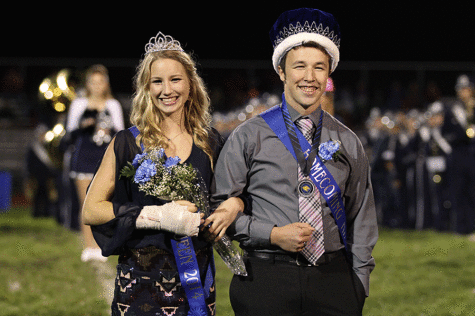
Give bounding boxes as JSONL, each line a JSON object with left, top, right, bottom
{"left": 273, "top": 21, "right": 341, "bottom": 49}
{"left": 145, "top": 32, "right": 184, "bottom": 54}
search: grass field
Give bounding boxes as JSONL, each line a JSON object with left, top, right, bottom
{"left": 365, "top": 229, "right": 475, "bottom": 315}
{"left": 0, "top": 207, "right": 109, "bottom": 316}
{"left": 2, "top": 206, "right": 475, "bottom": 315}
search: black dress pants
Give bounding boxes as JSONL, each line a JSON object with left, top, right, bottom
{"left": 230, "top": 252, "right": 365, "bottom": 316}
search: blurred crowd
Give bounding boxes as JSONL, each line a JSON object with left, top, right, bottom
{"left": 2, "top": 64, "right": 474, "bottom": 239}
{"left": 364, "top": 75, "right": 475, "bottom": 235}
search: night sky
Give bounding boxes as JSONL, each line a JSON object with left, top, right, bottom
{"left": 4, "top": 3, "right": 474, "bottom": 63}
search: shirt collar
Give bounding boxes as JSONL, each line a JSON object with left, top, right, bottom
{"left": 286, "top": 101, "right": 322, "bottom": 127}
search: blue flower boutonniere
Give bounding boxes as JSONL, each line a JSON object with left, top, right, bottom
{"left": 318, "top": 140, "right": 342, "bottom": 162}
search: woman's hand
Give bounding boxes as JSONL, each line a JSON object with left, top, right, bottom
{"left": 202, "top": 197, "right": 244, "bottom": 242}
{"left": 175, "top": 200, "right": 198, "bottom": 213}
{"left": 136, "top": 201, "right": 203, "bottom": 236}
{"left": 175, "top": 200, "right": 204, "bottom": 226}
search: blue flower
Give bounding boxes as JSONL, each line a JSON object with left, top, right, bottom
{"left": 164, "top": 156, "right": 181, "bottom": 168}
{"left": 318, "top": 140, "right": 341, "bottom": 162}
{"left": 132, "top": 152, "right": 147, "bottom": 168}
{"left": 134, "top": 159, "right": 157, "bottom": 184}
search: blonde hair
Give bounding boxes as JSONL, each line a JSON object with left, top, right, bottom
{"left": 85, "top": 64, "right": 113, "bottom": 99}
{"left": 130, "top": 50, "right": 214, "bottom": 166}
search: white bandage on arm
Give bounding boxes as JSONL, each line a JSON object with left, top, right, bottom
{"left": 135, "top": 201, "right": 201, "bottom": 236}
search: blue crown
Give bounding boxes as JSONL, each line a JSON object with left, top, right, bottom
{"left": 269, "top": 8, "right": 341, "bottom": 73}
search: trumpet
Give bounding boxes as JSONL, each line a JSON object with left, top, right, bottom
{"left": 39, "top": 69, "right": 76, "bottom": 113}
{"left": 38, "top": 69, "right": 76, "bottom": 169}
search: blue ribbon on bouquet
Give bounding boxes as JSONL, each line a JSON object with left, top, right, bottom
{"left": 260, "top": 94, "right": 349, "bottom": 256}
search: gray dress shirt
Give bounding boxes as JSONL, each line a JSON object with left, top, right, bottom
{"left": 211, "top": 103, "right": 378, "bottom": 296}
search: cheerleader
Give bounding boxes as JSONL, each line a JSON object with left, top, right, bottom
{"left": 66, "top": 64, "right": 124, "bottom": 261}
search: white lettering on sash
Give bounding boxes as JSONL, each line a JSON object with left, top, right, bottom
{"left": 311, "top": 162, "right": 336, "bottom": 197}
{"left": 177, "top": 238, "right": 194, "bottom": 265}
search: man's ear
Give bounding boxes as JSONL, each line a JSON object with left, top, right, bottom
{"left": 278, "top": 66, "right": 286, "bottom": 83}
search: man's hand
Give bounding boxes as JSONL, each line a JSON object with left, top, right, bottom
{"left": 202, "top": 197, "right": 244, "bottom": 242}
{"left": 270, "top": 223, "right": 315, "bottom": 252}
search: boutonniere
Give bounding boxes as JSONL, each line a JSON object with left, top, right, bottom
{"left": 318, "top": 140, "right": 342, "bottom": 162}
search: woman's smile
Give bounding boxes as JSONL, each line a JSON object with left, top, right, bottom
{"left": 149, "top": 58, "right": 191, "bottom": 117}
{"left": 159, "top": 96, "right": 179, "bottom": 106}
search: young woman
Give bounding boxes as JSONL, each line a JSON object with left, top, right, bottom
{"left": 82, "top": 32, "right": 243, "bottom": 316}
{"left": 66, "top": 64, "right": 124, "bottom": 262}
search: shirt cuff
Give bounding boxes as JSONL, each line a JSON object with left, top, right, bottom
{"left": 231, "top": 212, "right": 275, "bottom": 249}
{"left": 250, "top": 221, "right": 275, "bottom": 248}
{"left": 354, "top": 268, "right": 371, "bottom": 297}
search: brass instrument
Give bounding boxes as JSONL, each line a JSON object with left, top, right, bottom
{"left": 38, "top": 69, "right": 76, "bottom": 168}
{"left": 39, "top": 69, "right": 76, "bottom": 113}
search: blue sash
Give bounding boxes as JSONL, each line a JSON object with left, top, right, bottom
{"left": 129, "top": 126, "right": 145, "bottom": 151}
{"left": 171, "top": 237, "right": 209, "bottom": 316}
{"left": 128, "top": 126, "right": 213, "bottom": 316}
{"left": 260, "top": 98, "right": 349, "bottom": 255}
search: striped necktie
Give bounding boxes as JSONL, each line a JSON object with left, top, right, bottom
{"left": 295, "top": 117, "right": 325, "bottom": 265}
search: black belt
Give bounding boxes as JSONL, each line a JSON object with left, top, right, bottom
{"left": 244, "top": 249, "right": 345, "bottom": 266}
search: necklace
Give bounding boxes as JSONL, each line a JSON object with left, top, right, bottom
{"left": 166, "top": 131, "right": 184, "bottom": 142}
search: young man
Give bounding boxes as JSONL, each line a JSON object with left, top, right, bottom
{"left": 211, "top": 8, "right": 378, "bottom": 315}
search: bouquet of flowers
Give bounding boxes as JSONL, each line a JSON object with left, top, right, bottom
{"left": 120, "top": 148, "right": 248, "bottom": 276}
